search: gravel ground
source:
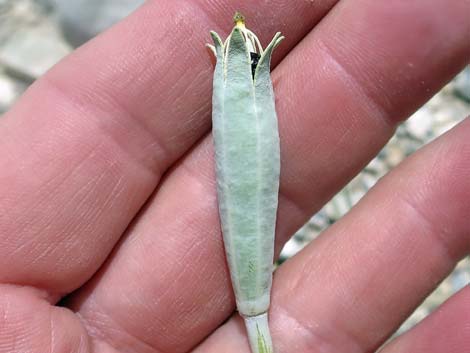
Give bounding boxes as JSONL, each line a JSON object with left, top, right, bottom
{"left": 1, "top": 0, "right": 469, "bottom": 338}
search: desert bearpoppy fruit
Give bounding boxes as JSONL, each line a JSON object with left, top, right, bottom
{"left": 208, "top": 12, "right": 283, "bottom": 353}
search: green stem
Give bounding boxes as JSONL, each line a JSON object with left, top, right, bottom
{"left": 244, "top": 313, "right": 274, "bottom": 353}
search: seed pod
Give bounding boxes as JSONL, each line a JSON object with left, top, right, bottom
{"left": 208, "top": 12, "right": 283, "bottom": 353}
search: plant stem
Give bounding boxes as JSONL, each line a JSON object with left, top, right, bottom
{"left": 244, "top": 313, "right": 274, "bottom": 353}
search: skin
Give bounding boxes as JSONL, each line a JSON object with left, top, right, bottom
{"left": 0, "top": 0, "right": 469, "bottom": 352}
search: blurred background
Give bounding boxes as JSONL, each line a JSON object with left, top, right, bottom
{"left": 1, "top": 0, "right": 469, "bottom": 337}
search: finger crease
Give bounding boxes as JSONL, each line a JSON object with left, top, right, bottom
{"left": 316, "top": 37, "right": 393, "bottom": 130}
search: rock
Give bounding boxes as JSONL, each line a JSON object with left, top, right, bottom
{"left": 406, "top": 108, "right": 433, "bottom": 141}
{"left": 0, "top": 0, "right": 71, "bottom": 80}
{"left": 453, "top": 66, "right": 470, "bottom": 102}
{"left": 52, "top": 0, "right": 145, "bottom": 46}
{"left": 0, "top": 69, "right": 29, "bottom": 113}
{"left": 0, "top": 22, "right": 71, "bottom": 80}
{"left": 279, "top": 238, "right": 304, "bottom": 261}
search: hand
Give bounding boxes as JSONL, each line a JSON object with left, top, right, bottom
{"left": 0, "top": 1, "right": 469, "bottom": 352}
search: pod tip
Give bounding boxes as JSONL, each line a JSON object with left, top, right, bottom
{"left": 233, "top": 11, "right": 246, "bottom": 29}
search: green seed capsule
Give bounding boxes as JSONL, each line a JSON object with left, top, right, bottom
{"left": 208, "top": 12, "right": 284, "bottom": 353}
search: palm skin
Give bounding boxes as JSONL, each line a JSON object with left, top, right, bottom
{"left": 0, "top": 1, "right": 469, "bottom": 353}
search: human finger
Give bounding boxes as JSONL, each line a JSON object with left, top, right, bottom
{"left": 380, "top": 286, "right": 470, "bottom": 353}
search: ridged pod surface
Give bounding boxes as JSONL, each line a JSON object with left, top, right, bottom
{"left": 209, "top": 14, "right": 283, "bottom": 353}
